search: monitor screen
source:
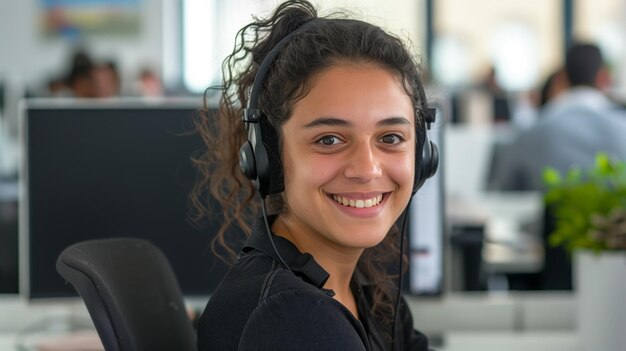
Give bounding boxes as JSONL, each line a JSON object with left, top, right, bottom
{"left": 20, "top": 98, "right": 239, "bottom": 299}
{"left": 406, "top": 104, "right": 446, "bottom": 296}
{"left": 0, "top": 81, "right": 5, "bottom": 114}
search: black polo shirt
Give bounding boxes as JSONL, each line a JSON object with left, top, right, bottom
{"left": 197, "top": 217, "right": 429, "bottom": 351}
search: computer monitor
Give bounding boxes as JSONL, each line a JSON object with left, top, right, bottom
{"left": 406, "top": 103, "right": 446, "bottom": 296}
{"left": 20, "top": 98, "right": 240, "bottom": 299}
{"left": 0, "top": 81, "right": 5, "bottom": 116}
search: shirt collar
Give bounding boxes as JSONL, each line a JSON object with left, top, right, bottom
{"left": 242, "top": 216, "right": 330, "bottom": 289}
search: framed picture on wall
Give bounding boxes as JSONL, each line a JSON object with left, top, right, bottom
{"left": 40, "top": 0, "right": 141, "bottom": 38}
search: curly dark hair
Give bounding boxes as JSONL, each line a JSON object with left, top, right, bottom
{"left": 190, "top": 0, "right": 428, "bottom": 340}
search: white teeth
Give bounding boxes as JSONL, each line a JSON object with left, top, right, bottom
{"left": 332, "top": 194, "right": 383, "bottom": 208}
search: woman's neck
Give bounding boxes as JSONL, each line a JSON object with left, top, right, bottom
{"left": 272, "top": 215, "right": 362, "bottom": 318}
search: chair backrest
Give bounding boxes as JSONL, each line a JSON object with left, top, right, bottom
{"left": 538, "top": 205, "right": 573, "bottom": 290}
{"left": 56, "top": 238, "right": 197, "bottom": 351}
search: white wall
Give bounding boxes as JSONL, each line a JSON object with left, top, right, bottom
{"left": 0, "top": 0, "right": 163, "bottom": 90}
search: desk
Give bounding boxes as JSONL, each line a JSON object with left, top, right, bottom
{"left": 437, "top": 331, "right": 578, "bottom": 351}
{"left": 447, "top": 192, "right": 545, "bottom": 278}
{"left": 0, "top": 330, "right": 102, "bottom": 351}
{"left": 0, "top": 334, "right": 16, "bottom": 350}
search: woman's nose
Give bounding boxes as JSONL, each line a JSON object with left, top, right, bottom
{"left": 344, "top": 142, "right": 382, "bottom": 183}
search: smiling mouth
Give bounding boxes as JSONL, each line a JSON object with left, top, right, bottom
{"left": 331, "top": 194, "right": 384, "bottom": 208}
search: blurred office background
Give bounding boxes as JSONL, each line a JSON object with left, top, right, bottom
{"left": 2, "top": 0, "right": 626, "bottom": 350}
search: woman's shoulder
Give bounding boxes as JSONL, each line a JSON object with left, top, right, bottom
{"left": 198, "top": 254, "right": 335, "bottom": 350}
{"left": 239, "top": 288, "right": 367, "bottom": 350}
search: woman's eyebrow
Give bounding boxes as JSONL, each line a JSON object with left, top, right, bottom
{"left": 303, "top": 116, "right": 412, "bottom": 129}
{"left": 303, "top": 117, "right": 352, "bottom": 128}
{"left": 376, "top": 117, "right": 412, "bottom": 127}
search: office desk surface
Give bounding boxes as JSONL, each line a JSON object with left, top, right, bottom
{"left": 0, "top": 335, "right": 12, "bottom": 351}
{"left": 447, "top": 192, "right": 545, "bottom": 275}
{"left": 0, "top": 330, "right": 102, "bottom": 351}
{"left": 437, "top": 331, "right": 578, "bottom": 351}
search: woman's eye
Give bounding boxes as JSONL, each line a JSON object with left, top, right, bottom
{"left": 317, "top": 135, "right": 341, "bottom": 146}
{"left": 380, "top": 134, "right": 403, "bottom": 144}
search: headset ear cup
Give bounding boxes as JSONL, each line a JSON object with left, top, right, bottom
{"left": 239, "top": 141, "right": 257, "bottom": 180}
{"left": 239, "top": 113, "right": 284, "bottom": 199}
{"left": 239, "top": 122, "right": 270, "bottom": 197}
{"left": 413, "top": 143, "right": 426, "bottom": 194}
{"left": 413, "top": 136, "right": 439, "bottom": 194}
{"left": 426, "top": 141, "right": 439, "bottom": 179}
{"left": 258, "top": 118, "right": 284, "bottom": 196}
{"left": 253, "top": 123, "right": 271, "bottom": 197}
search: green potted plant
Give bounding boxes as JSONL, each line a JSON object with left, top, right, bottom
{"left": 543, "top": 152, "right": 626, "bottom": 351}
{"left": 543, "top": 152, "right": 626, "bottom": 252}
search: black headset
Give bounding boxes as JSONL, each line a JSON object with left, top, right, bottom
{"left": 239, "top": 23, "right": 439, "bottom": 199}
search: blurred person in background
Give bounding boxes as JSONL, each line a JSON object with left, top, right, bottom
{"left": 480, "top": 65, "right": 511, "bottom": 124}
{"left": 491, "top": 42, "right": 626, "bottom": 192}
{"left": 508, "top": 68, "right": 569, "bottom": 131}
{"left": 134, "top": 67, "right": 164, "bottom": 97}
{"left": 538, "top": 68, "right": 569, "bottom": 110}
{"left": 46, "top": 75, "right": 72, "bottom": 97}
{"left": 93, "top": 60, "right": 121, "bottom": 98}
{"left": 65, "top": 50, "right": 98, "bottom": 98}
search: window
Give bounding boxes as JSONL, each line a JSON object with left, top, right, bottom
{"left": 433, "top": 0, "right": 562, "bottom": 91}
{"left": 182, "top": 0, "right": 274, "bottom": 94}
{"left": 489, "top": 22, "right": 539, "bottom": 91}
{"left": 182, "top": 0, "right": 217, "bottom": 93}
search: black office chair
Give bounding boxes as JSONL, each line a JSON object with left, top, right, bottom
{"left": 537, "top": 205, "right": 573, "bottom": 290}
{"left": 56, "top": 238, "right": 197, "bottom": 351}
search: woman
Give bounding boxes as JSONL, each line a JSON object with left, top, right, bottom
{"left": 191, "top": 1, "right": 434, "bottom": 350}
